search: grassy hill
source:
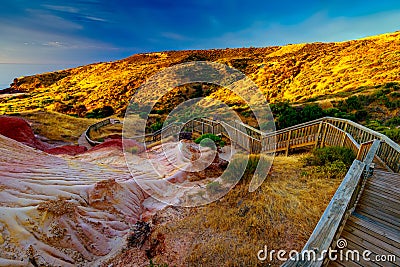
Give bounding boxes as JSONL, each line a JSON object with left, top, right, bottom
{"left": 0, "top": 31, "right": 399, "bottom": 140}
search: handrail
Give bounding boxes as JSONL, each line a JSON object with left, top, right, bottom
{"left": 324, "top": 116, "right": 400, "bottom": 153}
{"left": 83, "top": 116, "right": 397, "bottom": 267}
{"left": 265, "top": 117, "right": 326, "bottom": 137}
{"left": 84, "top": 118, "right": 121, "bottom": 146}
{"left": 282, "top": 139, "right": 381, "bottom": 267}
{"left": 85, "top": 116, "right": 399, "bottom": 172}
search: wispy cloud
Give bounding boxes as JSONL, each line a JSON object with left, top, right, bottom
{"left": 1, "top": 0, "right": 399, "bottom": 67}
{"left": 24, "top": 8, "right": 83, "bottom": 31}
{"left": 161, "top": 32, "right": 190, "bottom": 41}
{"left": 42, "top": 4, "right": 80, "bottom": 14}
{"left": 84, "top": 16, "right": 107, "bottom": 22}
{"left": 0, "top": 22, "right": 118, "bottom": 64}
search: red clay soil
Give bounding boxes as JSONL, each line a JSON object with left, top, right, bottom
{"left": 45, "top": 145, "right": 87, "bottom": 156}
{"left": 0, "top": 116, "right": 51, "bottom": 150}
{"left": 0, "top": 116, "right": 89, "bottom": 156}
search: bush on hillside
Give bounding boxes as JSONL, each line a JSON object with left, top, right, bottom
{"left": 85, "top": 106, "right": 114, "bottom": 118}
{"left": 194, "top": 133, "right": 225, "bottom": 147}
{"left": 384, "top": 128, "right": 400, "bottom": 143}
{"left": 304, "top": 146, "right": 356, "bottom": 179}
{"left": 305, "top": 146, "right": 355, "bottom": 168}
{"left": 221, "top": 154, "right": 270, "bottom": 184}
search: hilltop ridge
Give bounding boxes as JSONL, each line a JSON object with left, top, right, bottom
{"left": 1, "top": 31, "right": 400, "bottom": 117}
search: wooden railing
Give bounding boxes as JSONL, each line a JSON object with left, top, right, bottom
{"left": 282, "top": 139, "right": 381, "bottom": 267}
{"left": 86, "top": 116, "right": 399, "bottom": 173}
{"left": 84, "top": 118, "right": 121, "bottom": 146}
{"left": 325, "top": 117, "right": 400, "bottom": 172}
{"left": 85, "top": 116, "right": 398, "bottom": 267}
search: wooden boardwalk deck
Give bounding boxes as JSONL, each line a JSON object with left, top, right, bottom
{"left": 87, "top": 116, "right": 400, "bottom": 267}
{"left": 329, "top": 170, "right": 400, "bottom": 267}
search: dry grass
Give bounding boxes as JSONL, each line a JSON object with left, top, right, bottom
{"left": 88, "top": 123, "right": 123, "bottom": 141}
{"left": 13, "top": 111, "right": 100, "bottom": 143}
{"left": 149, "top": 154, "right": 342, "bottom": 266}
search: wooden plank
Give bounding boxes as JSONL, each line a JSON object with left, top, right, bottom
{"left": 285, "top": 130, "right": 292, "bottom": 156}
{"left": 369, "top": 175, "right": 400, "bottom": 187}
{"left": 366, "top": 179, "right": 400, "bottom": 194}
{"left": 373, "top": 171, "right": 400, "bottom": 180}
{"left": 338, "top": 233, "right": 398, "bottom": 267}
{"left": 328, "top": 253, "right": 363, "bottom": 267}
{"left": 282, "top": 160, "right": 365, "bottom": 267}
{"left": 355, "top": 210, "right": 400, "bottom": 233}
{"left": 359, "top": 196, "right": 400, "bottom": 217}
{"left": 328, "top": 260, "right": 346, "bottom": 267}
{"left": 344, "top": 225, "right": 399, "bottom": 256}
{"left": 364, "top": 182, "right": 400, "bottom": 199}
{"left": 342, "top": 225, "right": 400, "bottom": 258}
{"left": 346, "top": 215, "right": 400, "bottom": 247}
{"left": 362, "top": 188, "right": 400, "bottom": 206}
{"left": 356, "top": 206, "right": 400, "bottom": 229}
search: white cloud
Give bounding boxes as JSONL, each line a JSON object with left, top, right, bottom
{"left": 161, "top": 32, "right": 190, "bottom": 41}
{"left": 0, "top": 23, "right": 117, "bottom": 64}
{"left": 84, "top": 16, "right": 108, "bottom": 22}
{"left": 42, "top": 4, "right": 80, "bottom": 14}
{"left": 25, "top": 8, "right": 83, "bottom": 31}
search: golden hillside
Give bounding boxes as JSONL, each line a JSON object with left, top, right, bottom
{"left": 1, "top": 31, "right": 400, "bottom": 117}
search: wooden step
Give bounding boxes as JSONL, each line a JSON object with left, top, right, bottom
{"left": 348, "top": 214, "right": 400, "bottom": 248}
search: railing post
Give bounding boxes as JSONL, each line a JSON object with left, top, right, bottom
{"left": 285, "top": 130, "right": 292, "bottom": 156}
{"left": 340, "top": 131, "right": 346, "bottom": 147}
{"left": 320, "top": 122, "right": 328, "bottom": 148}
{"left": 315, "top": 121, "right": 323, "bottom": 148}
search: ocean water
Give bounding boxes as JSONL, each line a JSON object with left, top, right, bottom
{"left": 0, "top": 63, "right": 77, "bottom": 90}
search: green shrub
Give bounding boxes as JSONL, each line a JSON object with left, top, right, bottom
{"left": 221, "top": 154, "right": 264, "bottom": 184}
{"left": 85, "top": 106, "right": 114, "bottom": 118}
{"left": 139, "top": 112, "right": 148, "bottom": 119}
{"left": 319, "top": 160, "right": 348, "bottom": 179}
{"left": 149, "top": 259, "right": 168, "bottom": 267}
{"left": 385, "top": 117, "right": 400, "bottom": 127}
{"left": 195, "top": 133, "right": 224, "bottom": 147}
{"left": 128, "top": 146, "right": 139, "bottom": 154}
{"left": 304, "top": 147, "right": 355, "bottom": 179}
{"left": 384, "top": 128, "right": 400, "bottom": 143}
{"left": 301, "top": 104, "right": 324, "bottom": 121}
{"left": 355, "top": 110, "right": 369, "bottom": 122}
{"left": 390, "top": 92, "right": 400, "bottom": 98}
{"left": 198, "top": 138, "right": 217, "bottom": 149}
{"left": 305, "top": 146, "right": 355, "bottom": 168}
{"left": 150, "top": 121, "right": 163, "bottom": 132}
{"left": 271, "top": 102, "right": 325, "bottom": 129}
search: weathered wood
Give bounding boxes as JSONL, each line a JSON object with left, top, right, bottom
{"left": 315, "top": 122, "right": 323, "bottom": 148}
{"left": 285, "top": 130, "right": 292, "bottom": 156}
{"left": 282, "top": 160, "right": 366, "bottom": 267}
{"left": 87, "top": 116, "right": 398, "bottom": 173}
{"left": 84, "top": 118, "right": 122, "bottom": 146}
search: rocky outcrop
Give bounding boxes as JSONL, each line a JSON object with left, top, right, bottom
{"left": 0, "top": 134, "right": 146, "bottom": 266}
{"left": 0, "top": 116, "right": 51, "bottom": 150}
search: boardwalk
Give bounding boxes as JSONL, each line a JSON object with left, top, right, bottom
{"left": 329, "top": 170, "right": 400, "bottom": 267}
{"left": 86, "top": 116, "right": 400, "bottom": 266}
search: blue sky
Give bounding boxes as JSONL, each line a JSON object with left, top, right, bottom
{"left": 1, "top": 0, "right": 400, "bottom": 86}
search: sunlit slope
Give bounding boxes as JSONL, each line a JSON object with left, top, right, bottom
{"left": 1, "top": 31, "right": 399, "bottom": 115}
